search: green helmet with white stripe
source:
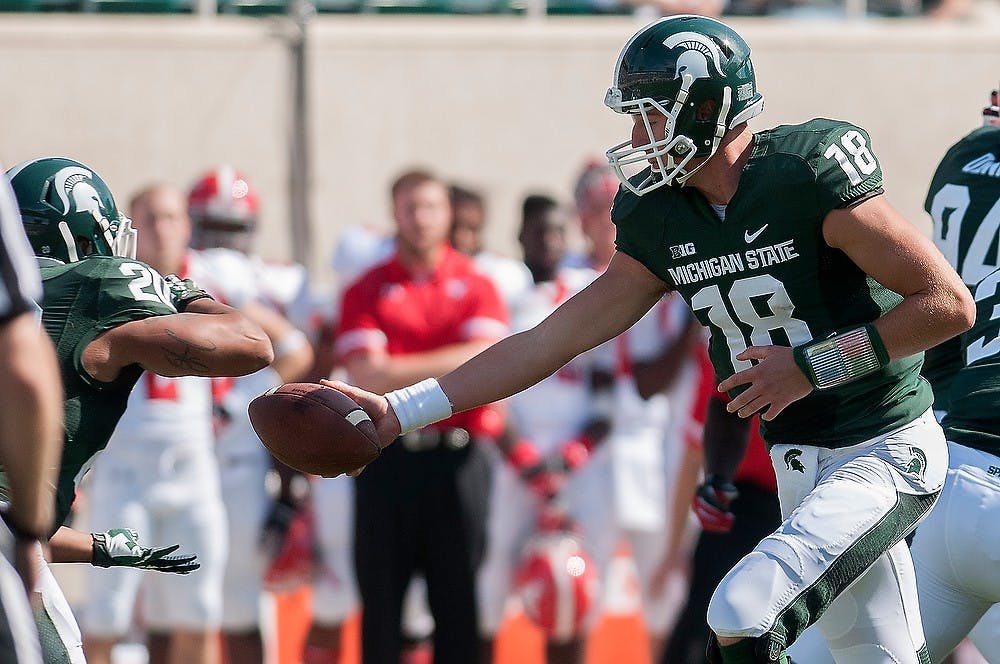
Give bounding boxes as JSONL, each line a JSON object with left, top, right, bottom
{"left": 605, "top": 15, "right": 764, "bottom": 194}
{"left": 7, "top": 157, "right": 136, "bottom": 264}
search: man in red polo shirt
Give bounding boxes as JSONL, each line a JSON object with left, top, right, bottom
{"left": 334, "top": 168, "right": 508, "bottom": 664}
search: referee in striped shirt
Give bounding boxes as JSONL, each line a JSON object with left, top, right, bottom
{"left": 0, "top": 165, "right": 63, "bottom": 664}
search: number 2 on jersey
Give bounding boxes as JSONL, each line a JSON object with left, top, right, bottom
{"left": 691, "top": 274, "right": 812, "bottom": 372}
{"left": 966, "top": 269, "right": 1000, "bottom": 366}
{"left": 119, "top": 262, "right": 173, "bottom": 306}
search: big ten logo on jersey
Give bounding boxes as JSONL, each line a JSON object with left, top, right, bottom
{"left": 670, "top": 242, "right": 697, "bottom": 259}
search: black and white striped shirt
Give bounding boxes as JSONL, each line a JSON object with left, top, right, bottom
{"left": 0, "top": 167, "right": 41, "bottom": 323}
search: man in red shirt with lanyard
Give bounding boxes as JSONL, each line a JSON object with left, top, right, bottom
{"left": 334, "top": 168, "right": 508, "bottom": 664}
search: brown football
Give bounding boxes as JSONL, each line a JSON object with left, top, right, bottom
{"left": 248, "top": 382, "right": 380, "bottom": 477}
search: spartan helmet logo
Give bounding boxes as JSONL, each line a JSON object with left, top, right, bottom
{"left": 53, "top": 166, "right": 116, "bottom": 243}
{"left": 662, "top": 31, "right": 724, "bottom": 84}
{"left": 784, "top": 449, "right": 806, "bottom": 473}
{"left": 906, "top": 447, "right": 927, "bottom": 479}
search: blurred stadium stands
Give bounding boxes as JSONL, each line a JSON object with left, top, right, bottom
{"left": 0, "top": 0, "right": 632, "bottom": 14}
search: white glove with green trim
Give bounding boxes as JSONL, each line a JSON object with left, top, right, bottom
{"left": 91, "top": 528, "right": 200, "bottom": 575}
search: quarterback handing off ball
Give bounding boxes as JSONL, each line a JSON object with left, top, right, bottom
{"left": 248, "top": 383, "right": 380, "bottom": 477}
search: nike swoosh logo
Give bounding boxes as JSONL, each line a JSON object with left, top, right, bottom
{"left": 745, "top": 224, "right": 768, "bottom": 243}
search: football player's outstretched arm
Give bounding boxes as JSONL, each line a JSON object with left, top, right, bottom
{"left": 83, "top": 297, "right": 273, "bottom": 383}
{"left": 439, "top": 252, "right": 665, "bottom": 413}
{"left": 330, "top": 251, "right": 667, "bottom": 448}
{"left": 47, "top": 526, "right": 200, "bottom": 574}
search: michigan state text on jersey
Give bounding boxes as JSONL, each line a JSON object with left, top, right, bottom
{"left": 613, "top": 118, "right": 931, "bottom": 449}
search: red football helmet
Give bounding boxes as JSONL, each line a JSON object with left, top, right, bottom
{"left": 188, "top": 166, "right": 260, "bottom": 250}
{"left": 514, "top": 529, "right": 599, "bottom": 642}
{"left": 262, "top": 505, "right": 316, "bottom": 593}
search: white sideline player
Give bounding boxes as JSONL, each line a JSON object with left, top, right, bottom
{"left": 305, "top": 224, "right": 396, "bottom": 664}
{"left": 478, "top": 193, "right": 606, "bottom": 664}
{"left": 186, "top": 166, "right": 315, "bottom": 664}
{"left": 449, "top": 183, "right": 533, "bottom": 310}
{"left": 81, "top": 184, "right": 229, "bottom": 664}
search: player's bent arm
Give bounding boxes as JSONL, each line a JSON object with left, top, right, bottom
{"left": 343, "top": 339, "right": 495, "bottom": 394}
{"left": 824, "top": 195, "right": 976, "bottom": 356}
{"left": 440, "top": 251, "right": 667, "bottom": 414}
{"left": 83, "top": 298, "right": 273, "bottom": 383}
{"left": 0, "top": 314, "right": 62, "bottom": 540}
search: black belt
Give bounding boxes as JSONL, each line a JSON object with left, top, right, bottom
{"left": 398, "top": 427, "right": 471, "bottom": 452}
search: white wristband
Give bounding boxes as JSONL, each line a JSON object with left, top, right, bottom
{"left": 273, "top": 329, "right": 308, "bottom": 359}
{"left": 385, "top": 378, "right": 453, "bottom": 435}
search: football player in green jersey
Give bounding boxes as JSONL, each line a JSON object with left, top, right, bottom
{"left": 909, "top": 265, "right": 1000, "bottom": 663}
{"left": 923, "top": 89, "right": 1000, "bottom": 417}
{"left": 908, "top": 89, "right": 1000, "bottom": 663}
{"left": 5, "top": 157, "right": 274, "bottom": 664}
{"left": 313, "top": 16, "right": 974, "bottom": 664}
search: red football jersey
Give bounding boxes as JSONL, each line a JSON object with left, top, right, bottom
{"left": 336, "top": 246, "right": 508, "bottom": 437}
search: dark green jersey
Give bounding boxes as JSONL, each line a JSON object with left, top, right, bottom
{"left": 8, "top": 257, "right": 176, "bottom": 532}
{"left": 923, "top": 126, "right": 1000, "bottom": 410}
{"left": 941, "top": 267, "right": 1000, "bottom": 456}
{"left": 613, "top": 118, "right": 931, "bottom": 448}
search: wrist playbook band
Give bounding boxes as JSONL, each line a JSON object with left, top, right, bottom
{"left": 793, "top": 324, "right": 890, "bottom": 390}
{"left": 385, "top": 378, "right": 453, "bottom": 435}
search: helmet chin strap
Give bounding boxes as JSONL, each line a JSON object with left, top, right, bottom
{"left": 57, "top": 222, "right": 80, "bottom": 263}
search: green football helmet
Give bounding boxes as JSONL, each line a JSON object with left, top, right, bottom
{"left": 605, "top": 16, "right": 764, "bottom": 194}
{"left": 6, "top": 157, "right": 136, "bottom": 263}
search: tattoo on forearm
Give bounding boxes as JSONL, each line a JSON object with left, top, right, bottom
{"left": 161, "top": 329, "right": 215, "bottom": 373}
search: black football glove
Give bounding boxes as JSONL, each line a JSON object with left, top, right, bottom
{"left": 259, "top": 499, "right": 300, "bottom": 558}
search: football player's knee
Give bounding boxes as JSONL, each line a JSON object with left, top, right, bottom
{"left": 708, "top": 539, "right": 802, "bottom": 637}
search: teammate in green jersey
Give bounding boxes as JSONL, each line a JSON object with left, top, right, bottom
{"left": 312, "top": 16, "right": 974, "bottom": 664}
{"left": 5, "top": 157, "right": 274, "bottom": 664}
{"left": 923, "top": 89, "right": 1000, "bottom": 415}
{"left": 908, "top": 89, "right": 1000, "bottom": 663}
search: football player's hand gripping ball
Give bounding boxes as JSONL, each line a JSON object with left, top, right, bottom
{"left": 91, "top": 528, "right": 201, "bottom": 574}
{"left": 693, "top": 475, "right": 739, "bottom": 534}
